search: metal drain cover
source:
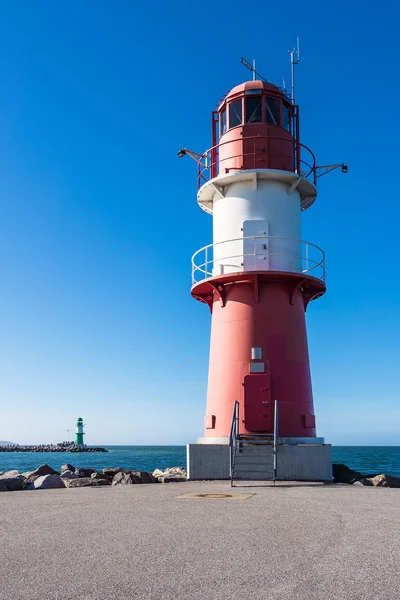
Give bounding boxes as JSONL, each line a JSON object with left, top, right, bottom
{"left": 177, "top": 492, "right": 254, "bottom": 500}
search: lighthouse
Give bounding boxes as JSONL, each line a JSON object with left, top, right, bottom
{"left": 183, "top": 57, "right": 345, "bottom": 481}
{"left": 75, "top": 417, "right": 85, "bottom": 446}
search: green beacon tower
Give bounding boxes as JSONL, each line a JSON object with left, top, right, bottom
{"left": 75, "top": 417, "right": 85, "bottom": 446}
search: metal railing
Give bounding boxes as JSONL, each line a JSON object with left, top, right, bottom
{"left": 229, "top": 400, "right": 240, "bottom": 487}
{"left": 229, "top": 398, "right": 280, "bottom": 486}
{"left": 273, "top": 399, "right": 279, "bottom": 484}
{"left": 197, "top": 134, "right": 317, "bottom": 189}
{"left": 192, "top": 236, "right": 326, "bottom": 285}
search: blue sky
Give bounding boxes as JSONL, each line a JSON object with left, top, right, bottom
{"left": 0, "top": 1, "right": 399, "bottom": 445}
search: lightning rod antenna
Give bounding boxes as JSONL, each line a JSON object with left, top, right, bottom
{"left": 289, "top": 37, "right": 300, "bottom": 104}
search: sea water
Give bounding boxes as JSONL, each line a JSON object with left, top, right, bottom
{"left": 0, "top": 446, "right": 185, "bottom": 473}
{"left": 0, "top": 446, "right": 400, "bottom": 476}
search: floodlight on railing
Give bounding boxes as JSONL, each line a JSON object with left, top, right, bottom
{"left": 316, "top": 163, "right": 348, "bottom": 178}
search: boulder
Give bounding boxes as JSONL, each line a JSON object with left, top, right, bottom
{"left": 140, "top": 471, "right": 157, "bottom": 484}
{"left": 332, "top": 464, "right": 364, "bottom": 484}
{"left": 23, "top": 474, "right": 41, "bottom": 487}
{"left": 60, "top": 463, "right": 76, "bottom": 474}
{"left": 27, "top": 474, "right": 65, "bottom": 490}
{"left": 155, "top": 466, "right": 187, "bottom": 483}
{"left": 0, "top": 472, "right": 24, "bottom": 491}
{"left": 75, "top": 468, "right": 96, "bottom": 478}
{"left": 152, "top": 469, "right": 164, "bottom": 479}
{"left": 91, "top": 472, "right": 111, "bottom": 481}
{"left": 359, "top": 477, "right": 373, "bottom": 486}
{"left": 66, "top": 477, "right": 111, "bottom": 488}
{"left": 29, "top": 464, "right": 59, "bottom": 478}
{"left": 60, "top": 470, "right": 79, "bottom": 479}
{"left": 0, "top": 480, "right": 9, "bottom": 492}
{"left": 352, "top": 479, "right": 373, "bottom": 487}
{"left": 103, "top": 468, "right": 124, "bottom": 478}
{"left": 0, "top": 470, "right": 20, "bottom": 479}
{"left": 112, "top": 471, "right": 143, "bottom": 485}
{"left": 7, "top": 476, "right": 28, "bottom": 491}
{"left": 369, "top": 474, "right": 400, "bottom": 488}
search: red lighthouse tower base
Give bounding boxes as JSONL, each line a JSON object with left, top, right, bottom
{"left": 187, "top": 268, "right": 331, "bottom": 482}
{"left": 193, "top": 271, "right": 325, "bottom": 441}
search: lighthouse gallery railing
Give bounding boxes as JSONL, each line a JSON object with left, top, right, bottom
{"left": 197, "top": 135, "right": 317, "bottom": 189}
{"left": 192, "top": 236, "right": 325, "bottom": 285}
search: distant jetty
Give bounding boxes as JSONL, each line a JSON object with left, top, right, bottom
{"left": 0, "top": 443, "right": 108, "bottom": 453}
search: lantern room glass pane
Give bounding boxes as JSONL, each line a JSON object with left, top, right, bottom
{"left": 220, "top": 109, "right": 227, "bottom": 135}
{"left": 282, "top": 103, "right": 290, "bottom": 131}
{"left": 229, "top": 100, "right": 242, "bottom": 128}
{"left": 245, "top": 96, "right": 262, "bottom": 123}
{"left": 266, "top": 97, "right": 280, "bottom": 125}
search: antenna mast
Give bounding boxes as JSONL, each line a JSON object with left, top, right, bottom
{"left": 289, "top": 37, "right": 300, "bottom": 104}
{"left": 240, "top": 57, "right": 267, "bottom": 82}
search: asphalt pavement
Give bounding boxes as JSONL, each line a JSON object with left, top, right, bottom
{"left": 1, "top": 481, "right": 399, "bottom": 600}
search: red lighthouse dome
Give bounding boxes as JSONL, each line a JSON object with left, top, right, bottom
{"left": 216, "top": 80, "right": 295, "bottom": 175}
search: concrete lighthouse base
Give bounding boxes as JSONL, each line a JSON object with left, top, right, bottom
{"left": 186, "top": 441, "right": 332, "bottom": 482}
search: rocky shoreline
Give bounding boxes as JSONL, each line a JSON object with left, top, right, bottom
{"left": 0, "top": 444, "right": 108, "bottom": 453}
{"left": 0, "top": 463, "right": 186, "bottom": 491}
{"left": 333, "top": 464, "right": 400, "bottom": 487}
{"left": 1, "top": 463, "right": 399, "bottom": 492}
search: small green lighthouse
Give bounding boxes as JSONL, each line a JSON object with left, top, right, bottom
{"left": 75, "top": 417, "right": 85, "bottom": 446}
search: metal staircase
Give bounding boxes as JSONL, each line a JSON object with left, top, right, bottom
{"left": 229, "top": 401, "right": 279, "bottom": 486}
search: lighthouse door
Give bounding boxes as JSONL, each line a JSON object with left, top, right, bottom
{"left": 243, "top": 220, "right": 269, "bottom": 271}
{"left": 243, "top": 374, "right": 272, "bottom": 432}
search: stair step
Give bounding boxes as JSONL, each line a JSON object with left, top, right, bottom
{"left": 235, "top": 446, "right": 274, "bottom": 456}
{"left": 238, "top": 434, "right": 274, "bottom": 438}
{"left": 235, "top": 462, "right": 274, "bottom": 470}
{"left": 234, "top": 465, "right": 274, "bottom": 472}
{"left": 235, "top": 454, "right": 274, "bottom": 465}
{"left": 234, "top": 477, "right": 275, "bottom": 481}
{"left": 235, "top": 453, "right": 274, "bottom": 459}
{"left": 235, "top": 456, "right": 274, "bottom": 461}
{"left": 238, "top": 442, "right": 274, "bottom": 446}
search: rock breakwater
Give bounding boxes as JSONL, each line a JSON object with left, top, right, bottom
{"left": 0, "top": 444, "right": 108, "bottom": 453}
{"left": 0, "top": 463, "right": 187, "bottom": 492}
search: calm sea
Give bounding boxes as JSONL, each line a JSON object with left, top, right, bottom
{"left": 0, "top": 446, "right": 400, "bottom": 476}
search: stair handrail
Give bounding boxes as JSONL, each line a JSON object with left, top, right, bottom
{"left": 273, "top": 399, "right": 279, "bottom": 483}
{"left": 229, "top": 400, "right": 240, "bottom": 485}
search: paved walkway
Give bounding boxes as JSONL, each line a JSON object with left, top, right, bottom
{"left": 1, "top": 481, "right": 399, "bottom": 599}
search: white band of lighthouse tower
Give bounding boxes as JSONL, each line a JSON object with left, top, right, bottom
{"left": 210, "top": 174, "right": 302, "bottom": 274}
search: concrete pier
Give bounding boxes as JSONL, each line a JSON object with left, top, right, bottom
{"left": 1, "top": 481, "right": 399, "bottom": 599}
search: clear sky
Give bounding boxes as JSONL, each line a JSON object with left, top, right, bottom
{"left": 0, "top": 1, "right": 399, "bottom": 445}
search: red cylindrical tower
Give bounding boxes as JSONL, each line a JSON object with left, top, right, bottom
{"left": 189, "top": 79, "right": 325, "bottom": 443}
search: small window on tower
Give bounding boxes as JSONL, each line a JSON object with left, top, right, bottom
{"left": 282, "top": 103, "right": 290, "bottom": 131}
{"left": 229, "top": 100, "right": 242, "bottom": 128}
{"left": 220, "top": 109, "right": 227, "bottom": 136}
{"left": 266, "top": 97, "right": 280, "bottom": 125}
{"left": 245, "top": 96, "right": 262, "bottom": 123}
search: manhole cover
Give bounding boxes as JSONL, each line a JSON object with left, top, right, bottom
{"left": 176, "top": 492, "right": 254, "bottom": 500}
{"left": 198, "top": 494, "right": 233, "bottom": 498}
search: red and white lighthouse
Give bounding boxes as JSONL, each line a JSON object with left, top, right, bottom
{"left": 183, "top": 61, "right": 344, "bottom": 480}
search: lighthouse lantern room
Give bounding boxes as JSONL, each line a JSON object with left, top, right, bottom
{"left": 75, "top": 417, "right": 85, "bottom": 446}
{"left": 182, "top": 55, "right": 345, "bottom": 482}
